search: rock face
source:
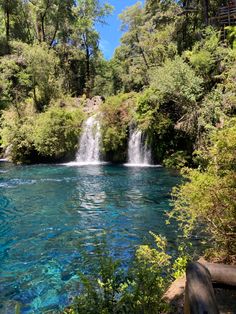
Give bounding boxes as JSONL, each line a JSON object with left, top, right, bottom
{"left": 162, "top": 276, "right": 185, "bottom": 313}
{"left": 84, "top": 96, "right": 104, "bottom": 114}
{"left": 3, "top": 144, "right": 12, "bottom": 159}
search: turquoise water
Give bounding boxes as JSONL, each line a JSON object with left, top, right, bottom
{"left": 0, "top": 162, "right": 180, "bottom": 313}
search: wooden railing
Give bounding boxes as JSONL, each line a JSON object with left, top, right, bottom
{"left": 184, "top": 261, "right": 236, "bottom": 314}
{"left": 210, "top": 3, "right": 236, "bottom": 26}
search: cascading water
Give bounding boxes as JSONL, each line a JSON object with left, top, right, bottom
{"left": 75, "top": 116, "right": 101, "bottom": 164}
{"left": 127, "top": 129, "right": 151, "bottom": 166}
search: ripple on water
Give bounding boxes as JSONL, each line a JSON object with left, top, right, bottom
{"left": 0, "top": 163, "right": 181, "bottom": 313}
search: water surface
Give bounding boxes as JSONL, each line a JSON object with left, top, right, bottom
{"left": 0, "top": 163, "right": 180, "bottom": 313}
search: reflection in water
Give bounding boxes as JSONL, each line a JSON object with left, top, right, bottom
{"left": 0, "top": 163, "right": 180, "bottom": 313}
{"left": 79, "top": 191, "right": 106, "bottom": 210}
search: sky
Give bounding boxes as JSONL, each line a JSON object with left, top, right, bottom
{"left": 97, "top": 0, "right": 143, "bottom": 60}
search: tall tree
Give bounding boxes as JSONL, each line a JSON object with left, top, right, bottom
{"left": 0, "top": 0, "right": 24, "bottom": 52}
{"left": 27, "top": 0, "right": 75, "bottom": 46}
{"left": 71, "top": 0, "right": 112, "bottom": 96}
{"left": 113, "top": 1, "right": 179, "bottom": 92}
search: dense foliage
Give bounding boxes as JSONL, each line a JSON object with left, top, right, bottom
{"left": 0, "top": 0, "right": 235, "bottom": 164}
{"left": 1, "top": 99, "right": 85, "bottom": 163}
{"left": 170, "top": 118, "right": 236, "bottom": 263}
{"left": 100, "top": 93, "right": 137, "bottom": 162}
{"left": 0, "top": 0, "right": 235, "bottom": 311}
{"left": 64, "top": 234, "right": 188, "bottom": 314}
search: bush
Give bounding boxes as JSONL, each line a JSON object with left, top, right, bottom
{"left": 100, "top": 93, "right": 137, "bottom": 161}
{"left": 1, "top": 99, "right": 85, "bottom": 163}
{"left": 33, "top": 106, "right": 85, "bottom": 160}
{"left": 170, "top": 118, "right": 236, "bottom": 263}
{"left": 184, "top": 28, "right": 220, "bottom": 77}
{"left": 163, "top": 151, "right": 190, "bottom": 169}
{"left": 1, "top": 102, "right": 36, "bottom": 163}
{"left": 149, "top": 56, "right": 203, "bottom": 110}
{"left": 64, "top": 233, "right": 189, "bottom": 314}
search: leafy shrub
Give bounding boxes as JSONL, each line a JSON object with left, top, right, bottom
{"left": 64, "top": 233, "right": 189, "bottom": 314}
{"left": 124, "top": 233, "right": 172, "bottom": 313}
{"left": 188, "top": 50, "right": 215, "bottom": 75}
{"left": 33, "top": 106, "right": 85, "bottom": 160}
{"left": 135, "top": 88, "right": 171, "bottom": 133}
{"left": 163, "top": 151, "right": 190, "bottom": 169}
{"left": 170, "top": 118, "right": 236, "bottom": 263}
{"left": 184, "top": 28, "right": 220, "bottom": 77}
{"left": 225, "top": 26, "right": 236, "bottom": 49}
{"left": 1, "top": 100, "right": 85, "bottom": 163}
{"left": 1, "top": 102, "right": 36, "bottom": 163}
{"left": 100, "top": 93, "right": 137, "bottom": 161}
{"left": 149, "top": 56, "right": 203, "bottom": 109}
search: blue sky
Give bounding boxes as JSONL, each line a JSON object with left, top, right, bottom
{"left": 97, "top": 0, "right": 143, "bottom": 59}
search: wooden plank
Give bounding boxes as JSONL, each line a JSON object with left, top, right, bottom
{"left": 219, "top": 13, "right": 236, "bottom": 17}
{"left": 199, "top": 262, "right": 236, "bottom": 287}
{"left": 184, "top": 262, "right": 219, "bottom": 314}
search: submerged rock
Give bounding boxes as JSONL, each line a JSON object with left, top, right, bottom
{"left": 0, "top": 300, "right": 23, "bottom": 314}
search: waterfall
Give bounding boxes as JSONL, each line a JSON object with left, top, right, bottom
{"left": 127, "top": 129, "right": 151, "bottom": 166}
{"left": 76, "top": 116, "right": 101, "bottom": 164}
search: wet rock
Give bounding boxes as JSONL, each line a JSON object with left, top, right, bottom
{"left": 61, "top": 270, "right": 73, "bottom": 281}
{"left": 0, "top": 300, "right": 22, "bottom": 314}
{"left": 84, "top": 96, "right": 104, "bottom": 114}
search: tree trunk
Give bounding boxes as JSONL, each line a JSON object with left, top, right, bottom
{"left": 49, "top": 21, "right": 59, "bottom": 47}
{"left": 82, "top": 32, "right": 91, "bottom": 97}
{"left": 85, "top": 45, "right": 91, "bottom": 97}
{"left": 202, "top": 0, "right": 209, "bottom": 25}
{"left": 35, "top": 13, "right": 43, "bottom": 42}
{"left": 41, "top": 14, "right": 46, "bottom": 42}
{"left": 6, "top": 7, "right": 10, "bottom": 43}
{"left": 4, "top": 0, "right": 10, "bottom": 53}
{"left": 135, "top": 33, "right": 149, "bottom": 69}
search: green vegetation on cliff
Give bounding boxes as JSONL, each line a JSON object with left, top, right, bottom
{"left": 0, "top": 0, "right": 235, "bottom": 165}
{"left": 0, "top": 0, "right": 235, "bottom": 311}
{"left": 170, "top": 118, "right": 236, "bottom": 263}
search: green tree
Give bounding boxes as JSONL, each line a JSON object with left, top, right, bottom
{"left": 71, "top": 0, "right": 113, "bottom": 96}
{"left": 170, "top": 118, "right": 236, "bottom": 263}
{"left": 33, "top": 105, "right": 84, "bottom": 160}
{"left": 0, "top": 0, "right": 31, "bottom": 53}
{"left": 0, "top": 53, "right": 31, "bottom": 109}
{"left": 27, "top": 0, "right": 75, "bottom": 46}
{"left": 12, "top": 41, "right": 62, "bottom": 110}
{"left": 1, "top": 103, "right": 36, "bottom": 163}
{"left": 115, "top": 2, "right": 149, "bottom": 92}
{"left": 113, "top": 1, "right": 179, "bottom": 93}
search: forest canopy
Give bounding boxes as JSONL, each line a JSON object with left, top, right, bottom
{"left": 0, "top": 0, "right": 235, "bottom": 165}
{"left": 0, "top": 0, "right": 236, "bottom": 312}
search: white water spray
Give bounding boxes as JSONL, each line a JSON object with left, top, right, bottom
{"left": 75, "top": 116, "right": 101, "bottom": 164}
{"left": 127, "top": 129, "right": 151, "bottom": 166}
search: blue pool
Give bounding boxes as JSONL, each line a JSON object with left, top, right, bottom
{"left": 0, "top": 162, "right": 180, "bottom": 313}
